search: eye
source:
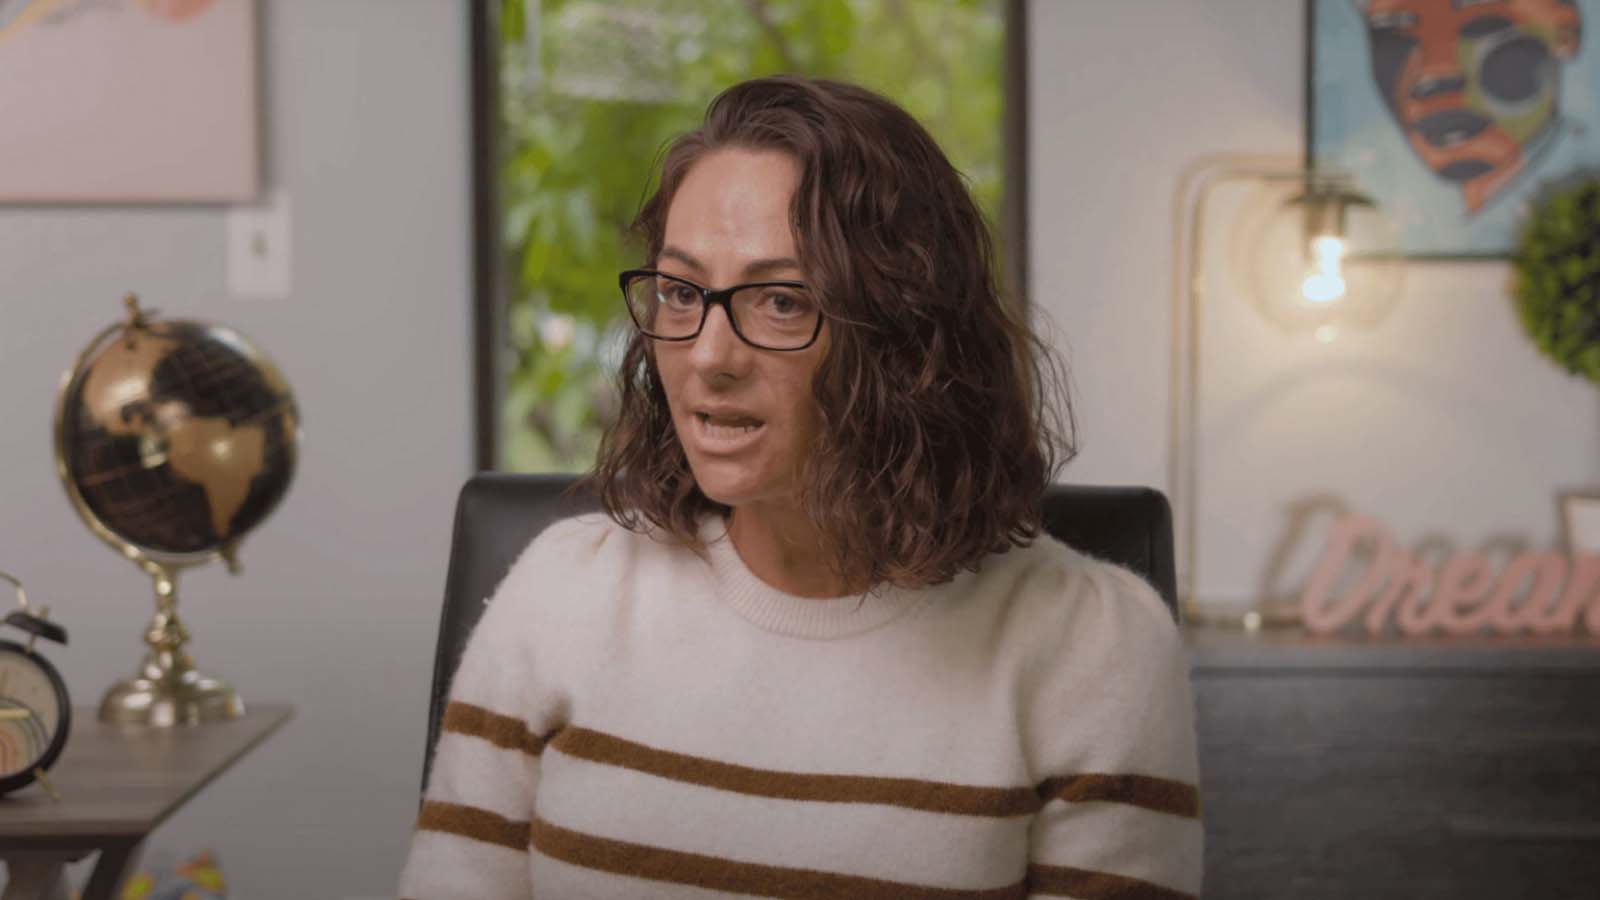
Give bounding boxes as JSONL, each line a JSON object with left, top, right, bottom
{"left": 760, "top": 289, "right": 812, "bottom": 317}
{"left": 1459, "top": 14, "right": 1512, "bottom": 40}
{"left": 659, "top": 283, "right": 700, "bottom": 309}
{"left": 1368, "top": 11, "right": 1418, "bottom": 30}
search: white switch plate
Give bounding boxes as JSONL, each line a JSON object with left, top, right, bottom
{"left": 227, "top": 188, "right": 292, "bottom": 300}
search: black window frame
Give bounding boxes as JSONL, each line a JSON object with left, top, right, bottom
{"left": 468, "top": 0, "right": 1030, "bottom": 471}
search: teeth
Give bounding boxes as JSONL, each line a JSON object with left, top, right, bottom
{"left": 698, "top": 413, "right": 762, "bottom": 426}
{"left": 700, "top": 416, "right": 762, "bottom": 437}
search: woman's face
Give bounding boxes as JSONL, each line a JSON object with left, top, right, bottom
{"left": 652, "top": 148, "right": 829, "bottom": 511}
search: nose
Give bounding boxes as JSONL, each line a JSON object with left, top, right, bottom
{"left": 1412, "top": 73, "right": 1465, "bottom": 100}
{"left": 688, "top": 302, "right": 752, "bottom": 376}
{"left": 1410, "top": 31, "right": 1465, "bottom": 101}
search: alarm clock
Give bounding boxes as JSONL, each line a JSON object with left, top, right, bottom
{"left": 0, "top": 571, "right": 70, "bottom": 798}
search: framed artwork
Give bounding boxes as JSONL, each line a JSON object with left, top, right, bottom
{"left": 0, "top": 0, "right": 258, "bottom": 203}
{"left": 1561, "top": 492, "right": 1600, "bottom": 556}
{"left": 1307, "top": 0, "right": 1600, "bottom": 259}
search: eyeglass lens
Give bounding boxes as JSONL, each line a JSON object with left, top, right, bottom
{"left": 624, "top": 274, "right": 819, "bottom": 349}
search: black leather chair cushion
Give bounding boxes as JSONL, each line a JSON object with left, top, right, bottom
{"left": 423, "top": 472, "right": 1177, "bottom": 789}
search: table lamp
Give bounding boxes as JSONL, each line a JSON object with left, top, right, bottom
{"left": 1169, "top": 153, "right": 1405, "bottom": 629}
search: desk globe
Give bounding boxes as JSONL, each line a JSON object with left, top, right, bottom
{"left": 54, "top": 295, "right": 299, "bottom": 725}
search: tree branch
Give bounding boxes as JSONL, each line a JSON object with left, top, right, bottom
{"left": 743, "top": 0, "right": 799, "bottom": 71}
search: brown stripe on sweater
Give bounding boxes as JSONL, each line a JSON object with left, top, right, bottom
{"left": 548, "top": 725, "right": 1039, "bottom": 817}
{"left": 1026, "top": 862, "right": 1197, "bottom": 900}
{"left": 416, "top": 800, "right": 529, "bottom": 851}
{"left": 1034, "top": 773, "right": 1201, "bottom": 819}
{"left": 529, "top": 815, "right": 1028, "bottom": 899}
{"left": 442, "top": 701, "right": 547, "bottom": 756}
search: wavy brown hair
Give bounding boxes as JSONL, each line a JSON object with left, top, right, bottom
{"left": 574, "top": 74, "right": 1076, "bottom": 593}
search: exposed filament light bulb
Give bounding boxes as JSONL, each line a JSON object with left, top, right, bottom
{"left": 1300, "top": 234, "right": 1347, "bottom": 304}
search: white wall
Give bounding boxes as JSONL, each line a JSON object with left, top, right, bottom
{"left": 0, "top": 1, "right": 470, "bottom": 896}
{"left": 5, "top": 0, "right": 1596, "bottom": 894}
{"left": 1030, "top": 0, "right": 1600, "bottom": 610}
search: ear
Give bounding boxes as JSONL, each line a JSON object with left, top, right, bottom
{"left": 1550, "top": 5, "right": 1582, "bottom": 60}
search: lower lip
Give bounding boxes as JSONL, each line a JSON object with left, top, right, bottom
{"left": 691, "top": 414, "right": 766, "bottom": 454}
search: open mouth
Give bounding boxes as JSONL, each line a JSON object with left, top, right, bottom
{"left": 1413, "top": 108, "right": 1490, "bottom": 148}
{"left": 694, "top": 412, "right": 765, "bottom": 440}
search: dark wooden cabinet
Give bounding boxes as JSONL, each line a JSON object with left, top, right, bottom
{"left": 1185, "top": 626, "right": 1600, "bottom": 899}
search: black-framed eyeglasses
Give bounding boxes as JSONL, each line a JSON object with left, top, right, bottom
{"left": 618, "top": 268, "right": 825, "bottom": 351}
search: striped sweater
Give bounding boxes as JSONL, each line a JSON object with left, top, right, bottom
{"left": 397, "top": 511, "right": 1203, "bottom": 899}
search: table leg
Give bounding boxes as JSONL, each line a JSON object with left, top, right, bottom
{"left": 79, "top": 841, "right": 143, "bottom": 900}
{"left": 1, "top": 856, "right": 67, "bottom": 900}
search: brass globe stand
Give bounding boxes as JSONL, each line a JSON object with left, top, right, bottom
{"left": 96, "top": 557, "right": 244, "bottom": 726}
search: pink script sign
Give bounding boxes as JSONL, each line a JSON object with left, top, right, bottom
{"left": 1300, "top": 513, "right": 1600, "bottom": 636}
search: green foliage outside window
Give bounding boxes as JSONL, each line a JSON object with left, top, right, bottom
{"left": 496, "top": 0, "right": 1006, "bottom": 471}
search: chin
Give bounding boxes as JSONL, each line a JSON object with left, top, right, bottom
{"left": 685, "top": 458, "right": 789, "bottom": 509}
{"left": 688, "top": 467, "right": 763, "bottom": 508}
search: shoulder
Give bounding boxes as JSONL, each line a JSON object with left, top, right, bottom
{"left": 498, "top": 509, "right": 639, "bottom": 581}
{"left": 989, "top": 536, "right": 1187, "bottom": 716}
{"left": 515, "top": 511, "right": 627, "bottom": 566}
{"left": 458, "top": 512, "right": 642, "bottom": 678}
{"left": 479, "top": 512, "right": 639, "bottom": 619}
{"left": 1002, "top": 538, "right": 1198, "bottom": 777}
{"left": 991, "top": 534, "right": 1179, "bottom": 657}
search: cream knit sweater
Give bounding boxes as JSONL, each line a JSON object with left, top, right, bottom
{"left": 397, "top": 511, "right": 1203, "bottom": 899}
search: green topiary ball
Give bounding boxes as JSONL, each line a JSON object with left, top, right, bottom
{"left": 1513, "top": 178, "right": 1600, "bottom": 383}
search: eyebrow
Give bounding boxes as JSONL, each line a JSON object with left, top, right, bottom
{"left": 658, "top": 245, "right": 802, "bottom": 280}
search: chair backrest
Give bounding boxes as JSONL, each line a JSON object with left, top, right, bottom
{"left": 423, "top": 472, "right": 1177, "bottom": 789}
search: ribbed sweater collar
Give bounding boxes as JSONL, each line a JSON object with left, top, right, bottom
{"left": 696, "top": 512, "right": 930, "bottom": 640}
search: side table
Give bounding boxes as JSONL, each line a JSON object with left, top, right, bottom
{"left": 0, "top": 704, "right": 292, "bottom": 900}
{"left": 1186, "top": 625, "right": 1600, "bottom": 898}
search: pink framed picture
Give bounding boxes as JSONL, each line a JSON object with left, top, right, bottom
{"left": 0, "top": 0, "right": 259, "bottom": 203}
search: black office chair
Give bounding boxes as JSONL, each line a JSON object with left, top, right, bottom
{"left": 422, "top": 472, "right": 1178, "bottom": 790}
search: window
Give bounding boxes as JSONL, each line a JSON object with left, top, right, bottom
{"left": 472, "top": 0, "right": 1026, "bottom": 471}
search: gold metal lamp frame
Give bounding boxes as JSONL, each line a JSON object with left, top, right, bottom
{"left": 1168, "top": 155, "right": 1392, "bottom": 632}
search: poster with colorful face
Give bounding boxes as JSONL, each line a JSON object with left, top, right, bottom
{"left": 1310, "top": 0, "right": 1600, "bottom": 257}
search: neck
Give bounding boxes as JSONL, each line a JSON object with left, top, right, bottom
{"left": 725, "top": 500, "right": 862, "bottom": 599}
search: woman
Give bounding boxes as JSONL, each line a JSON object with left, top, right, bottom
{"left": 399, "top": 75, "right": 1201, "bottom": 899}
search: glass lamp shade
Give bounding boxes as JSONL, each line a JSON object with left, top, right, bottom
{"left": 1230, "top": 172, "right": 1405, "bottom": 341}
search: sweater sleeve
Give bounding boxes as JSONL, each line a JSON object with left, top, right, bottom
{"left": 1023, "top": 559, "right": 1204, "bottom": 900}
{"left": 396, "top": 515, "right": 606, "bottom": 900}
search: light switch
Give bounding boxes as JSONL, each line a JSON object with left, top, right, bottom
{"left": 227, "top": 188, "right": 292, "bottom": 300}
